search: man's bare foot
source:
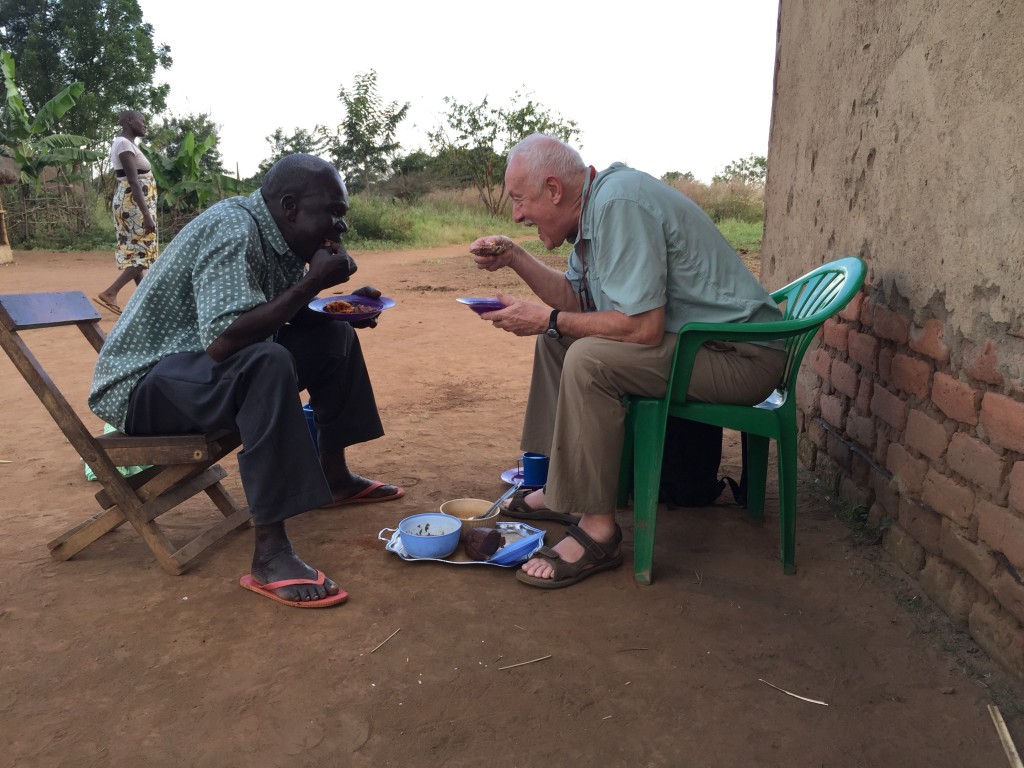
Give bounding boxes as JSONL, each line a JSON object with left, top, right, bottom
{"left": 502, "top": 488, "right": 547, "bottom": 512}
{"left": 251, "top": 523, "right": 341, "bottom": 603}
{"left": 324, "top": 474, "right": 404, "bottom": 506}
{"left": 519, "top": 514, "right": 618, "bottom": 581}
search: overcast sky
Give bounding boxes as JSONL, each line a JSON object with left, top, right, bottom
{"left": 134, "top": 0, "right": 780, "bottom": 183}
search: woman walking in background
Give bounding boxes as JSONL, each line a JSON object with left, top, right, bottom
{"left": 95, "top": 110, "right": 158, "bottom": 316}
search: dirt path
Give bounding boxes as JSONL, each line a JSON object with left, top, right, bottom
{"left": 0, "top": 247, "right": 1021, "bottom": 767}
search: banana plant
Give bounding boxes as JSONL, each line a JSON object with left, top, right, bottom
{"left": 148, "top": 130, "right": 218, "bottom": 210}
{"left": 0, "top": 50, "right": 101, "bottom": 189}
{"left": 148, "top": 130, "right": 252, "bottom": 236}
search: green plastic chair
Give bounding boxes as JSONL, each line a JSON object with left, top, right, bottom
{"left": 618, "top": 256, "right": 867, "bottom": 584}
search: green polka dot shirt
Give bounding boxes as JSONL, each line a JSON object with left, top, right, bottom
{"left": 89, "top": 190, "right": 306, "bottom": 430}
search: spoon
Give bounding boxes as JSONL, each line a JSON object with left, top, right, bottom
{"left": 469, "top": 481, "right": 523, "bottom": 520}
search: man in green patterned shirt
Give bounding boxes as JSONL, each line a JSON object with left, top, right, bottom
{"left": 90, "top": 154, "right": 403, "bottom": 608}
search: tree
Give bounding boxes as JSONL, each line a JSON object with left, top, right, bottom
{"left": 662, "top": 171, "right": 696, "bottom": 184}
{"left": 253, "top": 126, "right": 330, "bottom": 183}
{"left": 378, "top": 149, "right": 447, "bottom": 202}
{"left": 0, "top": 0, "right": 171, "bottom": 142}
{"left": 712, "top": 154, "right": 767, "bottom": 186}
{"left": 327, "top": 70, "right": 409, "bottom": 194}
{"left": 147, "top": 112, "right": 224, "bottom": 178}
{"left": 428, "top": 90, "right": 580, "bottom": 216}
{"left": 0, "top": 50, "right": 100, "bottom": 187}
{"left": 147, "top": 130, "right": 250, "bottom": 238}
{"left": 0, "top": 49, "right": 102, "bottom": 244}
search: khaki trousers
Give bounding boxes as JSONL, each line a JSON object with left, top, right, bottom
{"left": 520, "top": 334, "right": 786, "bottom": 516}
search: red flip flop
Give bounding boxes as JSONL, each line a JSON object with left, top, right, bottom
{"left": 239, "top": 570, "right": 348, "bottom": 608}
{"left": 321, "top": 480, "right": 405, "bottom": 508}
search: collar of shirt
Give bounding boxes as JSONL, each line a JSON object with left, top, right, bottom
{"left": 236, "top": 189, "right": 304, "bottom": 273}
{"left": 576, "top": 162, "right": 628, "bottom": 244}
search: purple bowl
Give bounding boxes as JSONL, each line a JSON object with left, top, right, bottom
{"left": 457, "top": 297, "right": 504, "bottom": 315}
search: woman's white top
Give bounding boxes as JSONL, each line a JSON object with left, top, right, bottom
{"left": 110, "top": 136, "right": 151, "bottom": 173}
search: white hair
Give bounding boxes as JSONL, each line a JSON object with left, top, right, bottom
{"left": 507, "top": 134, "right": 585, "bottom": 184}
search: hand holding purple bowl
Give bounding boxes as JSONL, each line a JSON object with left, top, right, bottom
{"left": 456, "top": 297, "right": 505, "bottom": 315}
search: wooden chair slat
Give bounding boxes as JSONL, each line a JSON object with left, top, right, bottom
{"left": 1, "top": 290, "right": 250, "bottom": 575}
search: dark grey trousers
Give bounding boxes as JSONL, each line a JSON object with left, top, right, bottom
{"left": 124, "top": 321, "right": 384, "bottom": 525}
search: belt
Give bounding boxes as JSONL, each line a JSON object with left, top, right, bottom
{"left": 114, "top": 169, "right": 152, "bottom": 178}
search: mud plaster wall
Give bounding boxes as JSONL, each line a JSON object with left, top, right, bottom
{"left": 762, "top": 0, "right": 1024, "bottom": 678}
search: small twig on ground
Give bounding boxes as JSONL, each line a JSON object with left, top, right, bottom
{"left": 497, "top": 654, "right": 552, "bottom": 671}
{"left": 615, "top": 647, "right": 650, "bottom": 652}
{"left": 514, "top": 624, "right": 526, "bottom": 630}
{"left": 988, "top": 704, "right": 1024, "bottom": 768}
{"left": 758, "top": 678, "right": 828, "bottom": 706}
{"left": 370, "top": 628, "right": 401, "bottom": 654}
{"left": 694, "top": 570, "right": 703, "bottom": 586}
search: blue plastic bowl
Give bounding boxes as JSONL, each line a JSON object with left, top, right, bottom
{"left": 397, "top": 513, "right": 462, "bottom": 558}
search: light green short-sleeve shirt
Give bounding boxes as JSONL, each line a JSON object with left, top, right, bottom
{"left": 566, "top": 163, "right": 781, "bottom": 333}
{"left": 89, "top": 190, "right": 306, "bottom": 429}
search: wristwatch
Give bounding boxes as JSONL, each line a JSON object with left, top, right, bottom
{"left": 546, "top": 309, "right": 562, "bottom": 339}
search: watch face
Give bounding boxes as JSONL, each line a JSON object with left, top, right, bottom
{"left": 546, "top": 327, "right": 560, "bottom": 339}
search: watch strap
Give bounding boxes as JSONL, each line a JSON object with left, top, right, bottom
{"left": 548, "top": 309, "right": 561, "bottom": 336}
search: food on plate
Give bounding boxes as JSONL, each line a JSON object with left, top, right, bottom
{"left": 464, "top": 527, "right": 505, "bottom": 560}
{"left": 323, "top": 299, "right": 374, "bottom": 315}
{"left": 470, "top": 239, "right": 508, "bottom": 256}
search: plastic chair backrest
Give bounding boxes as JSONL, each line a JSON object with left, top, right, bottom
{"left": 772, "top": 256, "right": 866, "bottom": 394}
{"left": 665, "top": 256, "right": 866, "bottom": 407}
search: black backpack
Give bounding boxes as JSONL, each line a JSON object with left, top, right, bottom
{"left": 659, "top": 417, "right": 748, "bottom": 509}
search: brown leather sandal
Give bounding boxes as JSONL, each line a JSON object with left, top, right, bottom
{"left": 500, "top": 488, "right": 578, "bottom": 525}
{"left": 515, "top": 523, "right": 623, "bottom": 589}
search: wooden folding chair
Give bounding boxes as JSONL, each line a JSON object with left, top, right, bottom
{"left": 0, "top": 290, "right": 251, "bottom": 575}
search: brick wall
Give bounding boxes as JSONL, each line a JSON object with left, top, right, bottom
{"left": 798, "top": 273, "right": 1024, "bottom": 680}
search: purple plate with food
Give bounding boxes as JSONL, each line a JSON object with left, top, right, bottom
{"left": 309, "top": 295, "right": 396, "bottom": 323}
{"left": 457, "top": 297, "right": 505, "bottom": 315}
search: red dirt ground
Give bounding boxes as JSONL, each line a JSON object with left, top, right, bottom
{"left": 1, "top": 247, "right": 1021, "bottom": 768}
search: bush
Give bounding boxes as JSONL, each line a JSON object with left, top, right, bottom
{"left": 665, "top": 177, "right": 764, "bottom": 224}
{"left": 419, "top": 186, "right": 496, "bottom": 218}
{"left": 345, "top": 194, "right": 416, "bottom": 244}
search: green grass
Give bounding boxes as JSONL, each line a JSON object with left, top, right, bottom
{"left": 13, "top": 184, "right": 764, "bottom": 256}
{"left": 716, "top": 217, "right": 763, "bottom": 253}
{"left": 347, "top": 199, "right": 760, "bottom": 256}
{"left": 343, "top": 192, "right": 496, "bottom": 249}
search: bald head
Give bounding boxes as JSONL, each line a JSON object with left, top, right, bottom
{"left": 262, "top": 154, "right": 348, "bottom": 202}
{"left": 118, "top": 110, "right": 142, "bottom": 129}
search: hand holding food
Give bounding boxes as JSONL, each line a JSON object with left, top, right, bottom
{"left": 309, "top": 245, "right": 357, "bottom": 289}
{"left": 470, "top": 238, "right": 509, "bottom": 256}
{"left": 469, "top": 236, "right": 514, "bottom": 272}
{"left": 351, "top": 284, "right": 382, "bottom": 300}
